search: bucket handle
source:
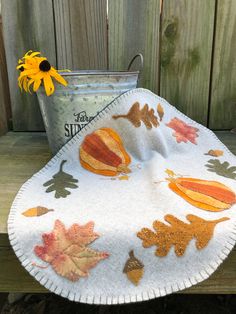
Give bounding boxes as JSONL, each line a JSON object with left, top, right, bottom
{"left": 127, "top": 53, "right": 144, "bottom": 73}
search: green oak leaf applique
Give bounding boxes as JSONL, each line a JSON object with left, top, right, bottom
{"left": 205, "top": 159, "right": 236, "bottom": 180}
{"left": 43, "top": 160, "right": 78, "bottom": 198}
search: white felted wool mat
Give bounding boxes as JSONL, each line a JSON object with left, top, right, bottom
{"left": 8, "top": 88, "right": 236, "bottom": 304}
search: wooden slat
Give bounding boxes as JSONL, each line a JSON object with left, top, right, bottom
{"left": 0, "top": 16, "right": 11, "bottom": 135}
{"left": 0, "top": 242, "right": 47, "bottom": 293}
{"left": 209, "top": 0, "right": 236, "bottom": 129}
{"left": 1, "top": 0, "right": 56, "bottom": 131}
{"left": 54, "top": 0, "right": 107, "bottom": 69}
{"left": 0, "top": 64, "right": 8, "bottom": 136}
{"left": 0, "top": 132, "right": 51, "bottom": 234}
{"left": 160, "top": 0, "right": 215, "bottom": 125}
{"left": 108, "top": 0, "right": 160, "bottom": 92}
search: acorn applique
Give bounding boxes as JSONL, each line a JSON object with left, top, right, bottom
{"left": 123, "top": 250, "right": 144, "bottom": 286}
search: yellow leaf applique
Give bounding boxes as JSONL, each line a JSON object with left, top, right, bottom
{"left": 165, "top": 169, "right": 176, "bottom": 177}
{"left": 205, "top": 150, "right": 224, "bottom": 157}
{"left": 137, "top": 215, "right": 229, "bottom": 257}
{"left": 119, "top": 175, "right": 129, "bottom": 180}
{"left": 22, "top": 206, "right": 54, "bottom": 217}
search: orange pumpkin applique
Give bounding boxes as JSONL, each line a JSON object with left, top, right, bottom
{"left": 165, "top": 170, "right": 236, "bottom": 212}
{"left": 79, "top": 128, "right": 131, "bottom": 176}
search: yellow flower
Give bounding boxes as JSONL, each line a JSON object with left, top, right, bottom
{"left": 17, "top": 51, "right": 68, "bottom": 96}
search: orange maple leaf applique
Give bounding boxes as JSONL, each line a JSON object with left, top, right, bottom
{"left": 166, "top": 117, "right": 199, "bottom": 144}
{"left": 34, "top": 219, "right": 109, "bottom": 281}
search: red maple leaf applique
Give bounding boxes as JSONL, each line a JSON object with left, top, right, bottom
{"left": 34, "top": 220, "right": 109, "bottom": 281}
{"left": 166, "top": 117, "right": 199, "bottom": 144}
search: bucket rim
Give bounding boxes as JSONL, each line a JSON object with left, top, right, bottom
{"left": 58, "top": 70, "right": 139, "bottom": 76}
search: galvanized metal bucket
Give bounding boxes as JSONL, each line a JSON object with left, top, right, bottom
{"left": 37, "top": 54, "right": 143, "bottom": 154}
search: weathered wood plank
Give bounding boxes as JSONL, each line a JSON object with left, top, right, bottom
{"left": 0, "top": 132, "right": 51, "bottom": 234}
{"left": 0, "top": 16, "right": 11, "bottom": 135}
{"left": 0, "top": 244, "right": 47, "bottom": 293}
{"left": 0, "top": 63, "right": 8, "bottom": 136}
{"left": 108, "top": 0, "right": 160, "bottom": 92}
{"left": 1, "top": 0, "right": 56, "bottom": 131}
{"left": 160, "top": 0, "right": 215, "bottom": 125}
{"left": 209, "top": 0, "right": 236, "bottom": 129}
{"left": 54, "top": 0, "right": 107, "bottom": 69}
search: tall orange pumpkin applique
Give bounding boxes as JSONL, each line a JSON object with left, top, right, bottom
{"left": 79, "top": 128, "right": 131, "bottom": 176}
{"left": 165, "top": 169, "right": 236, "bottom": 212}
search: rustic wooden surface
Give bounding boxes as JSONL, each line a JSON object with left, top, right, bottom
{"left": 160, "top": 0, "right": 215, "bottom": 126}
{"left": 209, "top": 0, "right": 236, "bottom": 129}
{"left": 1, "top": 0, "right": 56, "bottom": 131}
{"left": 108, "top": 0, "right": 160, "bottom": 92}
{"left": 0, "top": 132, "right": 51, "bottom": 233}
{"left": 54, "top": 0, "right": 107, "bottom": 70}
{"left": 0, "top": 16, "right": 11, "bottom": 135}
{"left": 0, "top": 55, "right": 8, "bottom": 135}
{"left": 1, "top": 0, "right": 236, "bottom": 129}
{"left": 0, "top": 131, "right": 235, "bottom": 293}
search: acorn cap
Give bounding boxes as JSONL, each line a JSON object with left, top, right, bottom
{"left": 123, "top": 250, "right": 144, "bottom": 273}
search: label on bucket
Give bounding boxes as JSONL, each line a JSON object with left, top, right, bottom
{"left": 64, "top": 110, "right": 97, "bottom": 138}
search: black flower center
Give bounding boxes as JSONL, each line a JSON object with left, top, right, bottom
{"left": 19, "top": 66, "right": 24, "bottom": 72}
{"left": 39, "top": 60, "right": 51, "bottom": 72}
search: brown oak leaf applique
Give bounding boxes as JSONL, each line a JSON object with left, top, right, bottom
{"left": 113, "top": 102, "right": 159, "bottom": 129}
{"left": 137, "top": 215, "right": 229, "bottom": 257}
{"left": 123, "top": 250, "right": 144, "bottom": 286}
{"left": 205, "top": 150, "right": 224, "bottom": 157}
{"left": 34, "top": 220, "right": 109, "bottom": 281}
{"left": 22, "top": 206, "right": 54, "bottom": 217}
{"left": 166, "top": 117, "right": 199, "bottom": 144}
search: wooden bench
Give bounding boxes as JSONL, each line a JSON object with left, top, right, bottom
{"left": 0, "top": 131, "right": 236, "bottom": 293}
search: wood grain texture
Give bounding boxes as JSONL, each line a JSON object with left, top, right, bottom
{"left": 108, "top": 0, "right": 160, "bottom": 92}
{"left": 54, "top": 0, "right": 107, "bottom": 69}
{"left": 0, "top": 65, "right": 8, "bottom": 136}
{"left": 209, "top": 0, "right": 236, "bottom": 129}
{"left": 0, "top": 16, "right": 11, "bottom": 135}
{"left": 0, "top": 132, "right": 51, "bottom": 234}
{"left": 1, "top": 0, "right": 56, "bottom": 131}
{"left": 160, "top": 0, "right": 215, "bottom": 125}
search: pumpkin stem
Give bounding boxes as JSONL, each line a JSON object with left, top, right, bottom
{"left": 165, "top": 177, "right": 176, "bottom": 183}
{"left": 117, "top": 164, "right": 131, "bottom": 174}
{"left": 154, "top": 180, "right": 165, "bottom": 184}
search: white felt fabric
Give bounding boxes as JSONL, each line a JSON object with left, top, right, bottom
{"left": 8, "top": 88, "right": 236, "bottom": 304}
